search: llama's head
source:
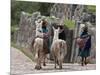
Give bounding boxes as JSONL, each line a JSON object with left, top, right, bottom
{"left": 35, "top": 19, "right": 43, "bottom": 30}
{"left": 35, "top": 19, "right": 43, "bottom": 37}
{"left": 53, "top": 27, "right": 60, "bottom": 40}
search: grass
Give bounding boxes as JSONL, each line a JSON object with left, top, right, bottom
{"left": 87, "top": 5, "right": 96, "bottom": 14}
{"left": 11, "top": 42, "right": 34, "bottom": 61}
{"left": 64, "top": 19, "right": 75, "bottom": 29}
{"left": 11, "top": 26, "right": 19, "bottom": 33}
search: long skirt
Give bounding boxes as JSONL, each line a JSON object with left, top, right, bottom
{"left": 43, "top": 37, "right": 50, "bottom": 54}
{"left": 78, "top": 48, "right": 90, "bottom": 58}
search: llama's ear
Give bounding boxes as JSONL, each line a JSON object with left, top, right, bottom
{"left": 40, "top": 20, "right": 43, "bottom": 25}
{"left": 53, "top": 26, "right": 55, "bottom": 31}
{"left": 58, "top": 27, "right": 60, "bottom": 31}
{"left": 35, "top": 20, "right": 38, "bottom": 25}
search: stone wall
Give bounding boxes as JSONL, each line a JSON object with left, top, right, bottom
{"left": 16, "top": 12, "right": 40, "bottom": 48}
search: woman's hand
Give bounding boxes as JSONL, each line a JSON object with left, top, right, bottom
{"left": 43, "top": 33, "right": 49, "bottom": 38}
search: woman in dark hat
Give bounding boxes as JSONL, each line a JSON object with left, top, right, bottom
{"left": 58, "top": 25, "right": 66, "bottom": 41}
{"left": 78, "top": 26, "right": 91, "bottom": 66}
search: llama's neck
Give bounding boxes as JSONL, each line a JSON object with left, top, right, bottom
{"left": 36, "top": 28, "right": 39, "bottom": 36}
{"left": 53, "top": 34, "right": 59, "bottom": 41}
{"left": 36, "top": 28, "right": 43, "bottom": 37}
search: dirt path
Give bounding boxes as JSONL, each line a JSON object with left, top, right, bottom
{"left": 11, "top": 47, "right": 96, "bottom": 75}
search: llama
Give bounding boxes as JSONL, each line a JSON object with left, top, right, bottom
{"left": 34, "top": 19, "right": 43, "bottom": 60}
{"left": 51, "top": 27, "right": 67, "bottom": 69}
{"left": 33, "top": 19, "right": 47, "bottom": 70}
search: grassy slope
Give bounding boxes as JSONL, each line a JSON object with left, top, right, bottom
{"left": 11, "top": 42, "right": 34, "bottom": 61}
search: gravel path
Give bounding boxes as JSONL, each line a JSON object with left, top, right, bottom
{"left": 11, "top": 47, "right": 96, "bottom": 75}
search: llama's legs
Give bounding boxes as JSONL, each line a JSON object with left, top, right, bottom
{"left": 52, "top": 51, "right": 57, "bottom": 69}
{"left": 54, "top": 56, "right": 57, "bottom": 69}
{"left": 56, "top": 59, "right": 59, "bottom": 65}
{"left": 58, "top": 60, "right": 62, "bottom": 69}
{"left": 35, "top": 58, "right": 42, "bottom": 70}
{"left": 59, "top": 63, "right": 62, "bottom": 69}
{"left": 43, "top": 55, "right": 46, "bottom": 66}
{"left": 35, "top": 53, "right": 42, "bottom": 70}
{"left": 35, "top": 60, "right": 42, "bottom": 70}
{"left": 58, "top": 56, "right": 62, "bottom": 69}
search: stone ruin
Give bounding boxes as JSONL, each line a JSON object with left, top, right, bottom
{"left": 16, "top": 12, "right": 41, "bottom": 48}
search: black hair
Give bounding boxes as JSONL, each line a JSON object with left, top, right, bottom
{"left": 83, "top": 26, "right": 88, "bottom": 32}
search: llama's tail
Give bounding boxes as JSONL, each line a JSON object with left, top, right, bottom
{"left": 60, "top": 41, "right": 67, "bottom": 56}
{"left": 34, "top": 41, "right": 39, "bottom": 61}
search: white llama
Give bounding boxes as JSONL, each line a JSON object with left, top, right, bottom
{"left": 33, "top": 19, "right": 46, "bottom": 70}
{"left": 51, "top": 27, "right": 67, "bottom": 69}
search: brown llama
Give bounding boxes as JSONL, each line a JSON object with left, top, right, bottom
{"left": 32, "top": 19, "right": 47, "bottom": 70}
